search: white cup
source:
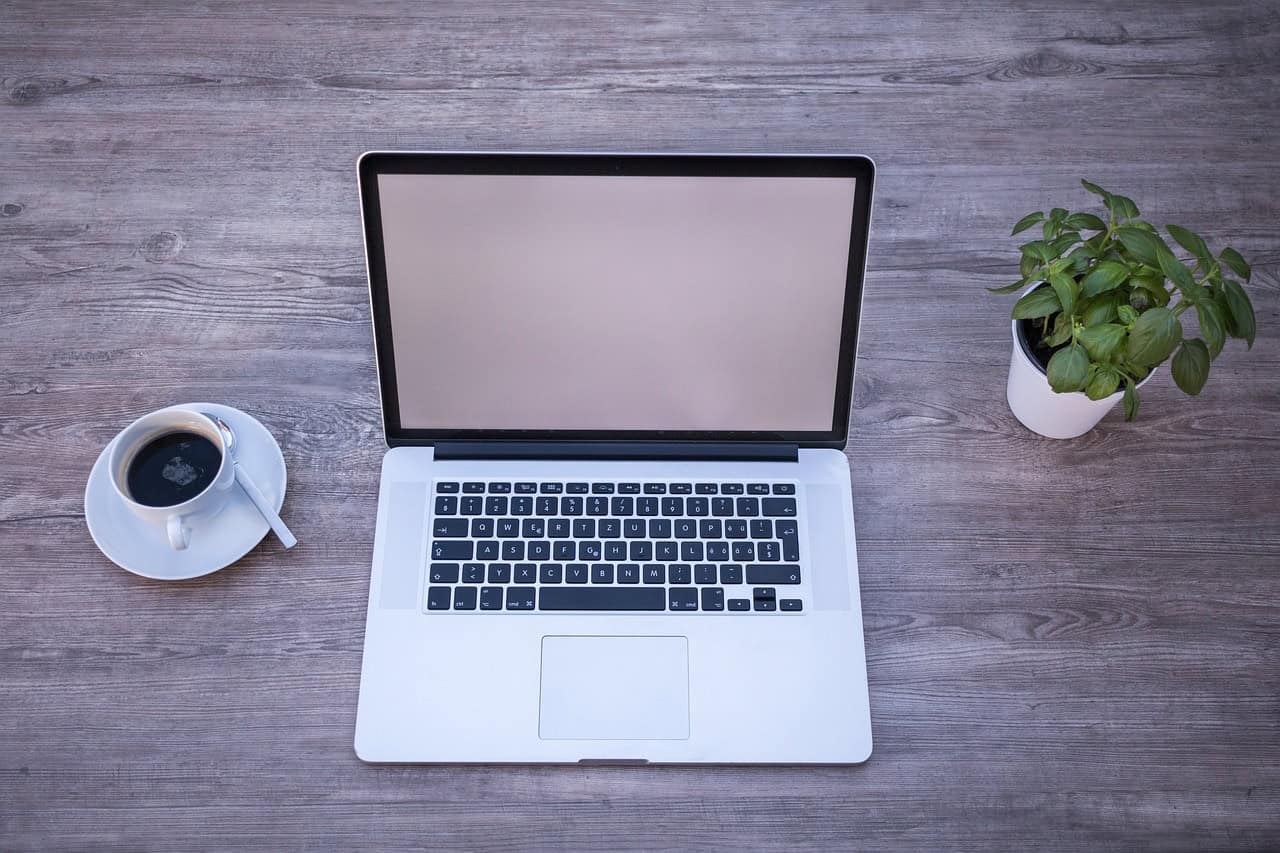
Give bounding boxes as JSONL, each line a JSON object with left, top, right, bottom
{"left": 108, "top": 408, "right": 235, "bottom": 551}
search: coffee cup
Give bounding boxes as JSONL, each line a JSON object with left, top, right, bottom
{"left": 108, "top": 408, "right": 235, "bottom": 550}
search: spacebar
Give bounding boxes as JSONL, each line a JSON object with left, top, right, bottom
{"left": 539, "top": 588, "right": 666, "bottom": 611}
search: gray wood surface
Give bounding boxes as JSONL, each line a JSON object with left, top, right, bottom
{"left": 2, "top": 1, "right": 1278, "bottom": 850}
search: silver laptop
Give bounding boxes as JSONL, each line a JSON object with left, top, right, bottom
{"left": 353, "top": 152, "right": 875, "bottom": 763}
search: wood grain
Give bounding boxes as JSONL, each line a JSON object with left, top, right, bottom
{"left": 2, "top": 1, "right": 1278, "bottom": 850}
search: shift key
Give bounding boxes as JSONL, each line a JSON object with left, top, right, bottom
{"left": 746, "top": 564, "right": 802, "bottom": 584}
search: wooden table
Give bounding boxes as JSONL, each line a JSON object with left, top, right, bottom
{"left": 3, "top": 2, "right": 1277, "bottom": 849}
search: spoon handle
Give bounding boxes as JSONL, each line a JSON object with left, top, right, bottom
{"left": 234, "top": 462, "right": 297, "bottom": 549}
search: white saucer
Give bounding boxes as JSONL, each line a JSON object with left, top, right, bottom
{"left": 85, "top": 402, "right": 288, "bottom": 581}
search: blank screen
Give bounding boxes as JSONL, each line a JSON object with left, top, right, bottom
{"left": 377, "top": 172, "right": 856, "bottom": 432}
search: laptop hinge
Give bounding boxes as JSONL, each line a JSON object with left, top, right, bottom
{"left": 433, "top": 441, "right": 800, "bottom": 463}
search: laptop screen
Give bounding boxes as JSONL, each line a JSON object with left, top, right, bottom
{"left": 374, "top": 170, "right": 859, "bottom": 434}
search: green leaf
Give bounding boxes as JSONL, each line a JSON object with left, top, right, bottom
{"left": 1221, "top": 278, "right": 1256, "bottom": 348}
{"left": 1050, "top": 208, "right": 1067, "bottom": 223}
{"left": 1114, "top": 226, "right": 1164, "bottom": 266}
{"left": 1118, "top": 304, "right": 1139, "bottom": 325}
{"left": 1166, "top": 224, "right": 1211, "bottom": 264}
{"left": 1220, "top": 247, "right": 1251, "bottom": 281}
{"left": 1047, "top": 343, "right": 1090, "bottom": 393}
{"left": 1011, "top": 286, "right": 1062, "bottom": 320}
{"left": 1107, "top": 194, "right": 1140, "bottom": 220}
{"left": 1011, "top": 211, "right": 1045, "bottom": 236}
{"left": 1020, "top": 253, "right": 1037, "bottom": 279}
{"left": 1171, "top": 339, "right": 1210, "bottom": 395}
{"left": 1045, "top": 312, "right": 1074, "bottom": 346}
{"left": 1048, "top": 270, "right": 1079, "bottom": 317}
{"left": 1125, "top": 306, "right": 1183, "bottom": 366}
{"left": 1065, "top": 212, "right": 1107, "bottom": 231}
{"left": 1050, "top": 232, "right": 1081, "bottom": 256}
{"left": 1197, "top": 300, "right": 1226, "bottom": 358}
{"left": 1085, "top": 367, "right": 1122, "bottom": 400}
{"left": 1130, "top": 275, "right": 1171, "bottom": 306}
{"left": 1081, "top": 292, "right": 1121, "bottom": 326}
{"left": 987, "top": 279, "right": 1029, "bottom": 294}
{"left": 1081, "top": 179, "right": 1111, "bottom": 199}
{"left": 1077, "top": 323, "right": 1127, "bottom": 361}
{"left": 1020, "top": 240, "right": 1055, "bottom": 264}
{"left": 1080, "top": 260, "right": 1129, "bottom": 297}
{"left": 1157, "top": 248, "right": 1200, "bottom": 299}
{"left": 1123, "top": 381, "right": 1139, "bottom": 421}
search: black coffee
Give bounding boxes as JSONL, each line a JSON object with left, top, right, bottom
{"left": 125, "top": 431, "right": 222, "bottom": 507}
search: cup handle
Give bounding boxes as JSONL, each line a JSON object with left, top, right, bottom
{"left": 167, "top": 515, "right": 191, "bottom": 551}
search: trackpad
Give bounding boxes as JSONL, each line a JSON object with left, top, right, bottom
{"left": 539, "top": 636, "right": 689, "bottom": 740}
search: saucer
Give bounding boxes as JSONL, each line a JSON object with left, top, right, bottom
{"left": 85, "top": 402, "right": 288, "bottom": 581}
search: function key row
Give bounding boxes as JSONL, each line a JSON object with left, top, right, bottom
{"left": 436, "top": 481, "right": 797, "bottom": 496}
{"left": 428, "top": 562, "right": 797, "bottom": 585}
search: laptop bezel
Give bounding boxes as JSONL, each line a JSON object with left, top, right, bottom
{"left": 357, "top": 151, "right": 875, "bottom": 449}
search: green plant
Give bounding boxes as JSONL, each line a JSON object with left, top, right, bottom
{"left": 991, "top": 180, "right": 1257, "bottom": 420}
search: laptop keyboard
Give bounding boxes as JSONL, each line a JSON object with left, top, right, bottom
{"left": 424, "top": 480, "right": 804, "bottom": 613}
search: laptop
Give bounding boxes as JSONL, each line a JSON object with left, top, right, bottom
{"left": 353, "top": 152, "right": 875, "bottom": 763}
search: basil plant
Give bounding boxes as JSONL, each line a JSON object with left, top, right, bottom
{"left": 991, "top": 180, "right": 1257, "bottom": 420}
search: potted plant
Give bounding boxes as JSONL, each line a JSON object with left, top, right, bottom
{"left": 992, "top": 180, "right": 1258, "bottom": 439}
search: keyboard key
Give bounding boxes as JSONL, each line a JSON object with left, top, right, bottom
{"left": 604, "top": 541, "right": 627, "bottom": 560}
{"left": 670, "top": 483, "right": 692, "bottom": 495}
{"left": 781, "top": 599, "right": 803, "bottom": 611}
{"left": 561, "top": 497, "right": 583, "bottom": 516}
{"left": 434, "top": 496, "right": 458, "bottom": 515}
{"left": 772, "top": 483, "right": 796, "bottom": 495}
{"left": 721, "top": 483, "right": 744, "bottom": 495}
{"left": 757, "top": 541, "right": 780, "bottom": 562}
{"left": 753, "top": 598, "right": 777, "bottom": 611}
{"left": 762, "top": 498, "right": 798, "bottom": 517}
{"left": 511, "top": 496, "right": 533, "bottom": 516}
{"left": 624, "top": 519, "right": 646, "bottom": 538}
{"left": 701, "top": 587, "right": 725, "bottom": 611}
{"left": 711, "top": 498, "right": 734, "bottom": 517}
{"left": 599, "top": 518, "right": 621, "bottom": 538}
{"left": 480, "top": 586, "right": 503, "bottom": 609}
{"left": 592, "top": 564, "right": 614, "bottom": 584}
{"left": 618, "top": 563, "right": 640, "bottom": 583}
{"left": 680, "top": 542, "right": 704, "bottom": 561}
{"left": 462, "top": 563, "right": 485, "bottom": 583}
{"left": 554, "top": 541, "right": 575, "bottom": 560}
{"left": 618, "top": 482, "right": 641, "bottom": 494}
{"left": 539, "top": 482, "right": 563, "bottom": 494}
{"left": 496, "top": 518, "right": 519, "bottom": 538}
{"left": 566, "top": 482, "right": 589, "bottom": 494}
{"left": 487, "top": 563, "right": 511, "bottom": 583}
{"left": 515, "top": 482, "right": 537, "bottom": 493}
{"left": 549, "top": 518, "right": 571, "bottom": 538}
{"left": 453, "top": 587, "right": 477, "bottom": 610}
{"left": 611, "top": 497, "right": 634, "bottom": 516}
{"left": 485, "top": 496, "right": 508, "bottom": 516}
{"left": 502, "top": 541, "right": 525, "bottom": 560}
{"left": 427, "top": 587, "right": 451, "bottom": 610}
{"left": 669, "top": 564, "right": 691, "bottom": 584}
{"left": 637, "top": 497, "right": 659, "bottom": 516}
{"left": 476, "top": 540, "right": 499, "bottom": 560}
{"left": 629, "top": 541, "right": 653, "bottom": 561}
{"left": 433, "top": 518, "right": 468, "bottom": 537}
{"left": 540, "top": 564, "right": 563, "bottom": 584}
{"left": 579, "top": 541, "right": 602, "bottom": 561}
{"left": 527, "top": 541, "right": 551, "bottom": 561}
{"left": 753, "top": 586, "right": 776, "bottom": 599}
{"left": 536, "top": 497, "right": 558, "bottom": 516}
{"left": 728, "top": 598, "right": 751, "bottom": 611}
{"left": 661, "top": 497, "right": 683, "bottom": 516}
{"left": 669, "top": 588, "right": 698, "bottom": 611}
{"left": 707, "top": 541, "right": 730, "bottom": 561}
{"left": 695, "top": 483, "right": 718, "bottom": 494}
{"left": 747, "top": 483, "right": 770, "bottom": 495}
{"left": 655, "top": 541, "right": 677, "bottom": 561}
{"left": 643, "top": 483, "right": 666, "bottom": 494}
{"left": 429, "top": 563, "right": 460, "bottom": 583}
{"left": 731, "top": 542, "right": 755, "bottom": 561}
{"left": 470, "top": 518, "right": 494, "bottom": 537}
{"left": 587, "top": 496, "right": 609, "bottom": 516}
{"left": 700, "top": 519, "right": 722, "bottom": 538}
{"left": 488, "top": 482, "right": 511, "bottom": 494}
{"left": 506, "top": 588, "right": 536, "bottom": 610}
{"left": 566, "top": 564, "right": 589, "bottom": 584}
{"left": 460, "top": 495, "right": 483, "bottom": 515}
{"left": 720, "top": 564, "right": 743, "bottom": 584}
{"left": 736, "top": 497, "right": 759, "bottom": 517}
{"left": 514, "top": 564, "right": 537, "bottom": 583}
{"left": 591, "top": 483, "right": 615, "bottom": 494}
{"left": 436, "top": 481, "right": 460, "bottom": 493}
{"left": 573, "top": 519, "right": 596, "bottom": 538}
{"left": 725, "top": 520, "right": 748, "bottom": 539}
{"left": 747, "top": 564, "right": 801, "bottom": 584}
{"left": 463, "top": 482, "right": 485, "bottom": 493}
{"left": 694, "top": 564, "right": 717, "bottom": 584}
{"left": 643, "top": 564, "right": 665, "bottom": 584}
{"left": 540, "top": 587, "right": 665, "bottom": 611}
{"left": 648, "top": 519, "right": 671, "bottom": 538}
{"left": 686, "top": 497, "right": 708, "bottom": 517}
{"left": 674, "top": 519, "right": 696, "bottom": 539}
{"left": 431, "top": 541, "right": 472, "bottom": 561}
{"left": 750, "top": 520, "right": 773, "bottom": 539}
{"left": 522, "top": 518, "right": 546, "bottom": 538}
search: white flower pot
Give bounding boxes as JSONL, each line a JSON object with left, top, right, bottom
{"left": 1006, "top": 285, "right": 1154, "bottom": 439}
